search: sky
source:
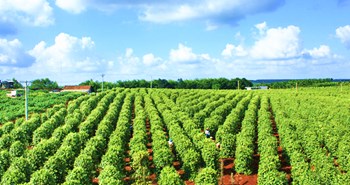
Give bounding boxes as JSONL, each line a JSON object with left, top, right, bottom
{"left": 0, "top": 0, "right": 350, "bottom": 85}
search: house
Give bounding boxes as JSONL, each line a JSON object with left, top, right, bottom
{"left": 259, "top": 86, "right": 268, "bottom": 90}
{"left": 0, "top": 80, "right": 14, "bottom": 89}
{"left": 245, "top": 86, "right": 268, "bottom": 90}
{"left": 61, "top": 85, "right": 92, "bottom": 93}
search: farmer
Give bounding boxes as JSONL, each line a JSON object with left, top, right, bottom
{"left": 205, "top": 128, "right": 210, "bottom": 138}
{"left": 216, "top": 142, "right": 221, "bottom": 149}
{"left": 168, "top": 138, "right": 174, "bottom": 148}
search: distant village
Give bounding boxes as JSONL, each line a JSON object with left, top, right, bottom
{"left": 1, "top": 80, "right": 92, "bottom": 97}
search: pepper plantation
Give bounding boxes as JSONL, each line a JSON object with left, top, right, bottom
{"left": 0, "top": 87, "right": 349, "bottom": 185}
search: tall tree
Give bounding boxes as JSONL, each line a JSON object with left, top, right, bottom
{"left": 30, "top": 78, "right": 58, "bottom": 90}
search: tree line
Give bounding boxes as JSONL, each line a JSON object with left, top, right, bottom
{"left": 80, "top": 78, "right": 253, "bottom": 92}
{"left": 4, "top": 77, "right": 346, "bottom": 92}
{"left": 256, "top": 78, "right": 347, "bottom": 89}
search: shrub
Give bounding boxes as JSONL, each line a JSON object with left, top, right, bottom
{"left": 158, "top": 166, "right": 184, "bottom": 185}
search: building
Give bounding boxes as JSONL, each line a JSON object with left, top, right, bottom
{"left": 6, "top": 90, "right": 17, "bottom": 97}
{"left": 61, "top": 85, "right": 92, "bottom": 93}
{"left": 245, "top": 86, "right": 268, "bottom": 90}
{"left": 0, "top": 80, "right": 14, "bottom": 89}
{"left": 259, "top": 86, "right": 268, "bottom": 90}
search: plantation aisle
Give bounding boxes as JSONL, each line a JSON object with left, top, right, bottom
{"left": 269, "top": 105, "right": 292, "bottom": 183}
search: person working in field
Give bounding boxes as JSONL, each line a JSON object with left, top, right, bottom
{"left": 216, "top": 142, "right": 220, "bottom": 149}
{"left": 205, "top": 128, "right": 210, "bottom": 138}
{"left": 168, "top": 138, "right": 173, "bottom": 148}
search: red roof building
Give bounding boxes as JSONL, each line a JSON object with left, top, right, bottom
{"left": 62, "top": 85, "right": 92, "bottom": 93}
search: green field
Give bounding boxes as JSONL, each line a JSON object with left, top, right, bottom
{"left": 0, "top": 87, "right": 349, "bottom": 184}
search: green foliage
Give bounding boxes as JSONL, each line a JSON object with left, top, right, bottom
{"left": 30, "top": 78, "right": 58, "bottom": 90}
{"left": 0, "top": 134, "right": 14, "bottom": 150}
{"left": 258, "top": 78, "right": 338, "bottom": 89}
{"left": 1, "top": 157, "right": 32, "bottom": 184}
{"left": 131, "top": 150, "right": 150, "bottom": 184}
{"left": 29, "top": 169, "right": 55, "bottom": 185}
{"left": 63, "top": 167, "right": 92, "bottom": 185}
{"left": 116, "top": 77, "right": 252, "bottom": 89}
{"left": 201, "top": 139, "right": 219, "bottom": 169}
{"left": 9, "top": 141, "right": 25, "bottom": 158}
{"left": 98, "top": 165, "right": 124, "bottom": 185}
{"left": 158, "top": 166, "right": 184, "bottom": 185}
{"left": 195, "top": 167, "right": 218, "bottom": 185}
{"left": 1, "top": 122, "right": 15, "bottom": 134}
{"left": 0, "top": 150, "right": 10, "bottom": 177}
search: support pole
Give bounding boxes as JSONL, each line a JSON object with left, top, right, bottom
{"left": 101, "top": 74, "right": 105, "bottom": 92}
{"left": 25, "top": 81, "right": 29, "bottom": 120}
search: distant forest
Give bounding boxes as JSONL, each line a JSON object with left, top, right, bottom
{"left": 254, "top": 78, "right": 349, "bottom": 89}
{"left": 2, "top": 77, "right": 348, "bottom": 92}
{"left": 80, "top": 78, "right": 253, "bottom": 92}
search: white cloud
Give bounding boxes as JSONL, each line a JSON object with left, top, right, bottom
{"left": 28, "top": 33, "right": 100, "bottom": 74}
{"left": 140, "top": 0, "right": 284, "bottom": 25}
{"left": 306, "top": 45, "right": 331, "bottom": 58}
{"left": 250, "top": 25, "right": 301, "bottom": 59}
{"left": 55, "top": 0, "right": 87, "bottom": 14}
{"left": 169, "top": 44, "right": 198, "bottom": 63}
{"left": 0, "top": 38, "right": 34, "bottom": 67}
{"left": 221, "top": 44, "right": 247, "bottom": 58}
{"left": 0, "top": 0, "right": 53, "bottom": 26}
{"left": 255, "top": 21, "right": 267, "bottom": 35}
{"left": 54, "top": 0, "right": 284, "bottom": 27}
{"left": 205, "top": 21, "right": 219, "bottom": 31}
{"left": 142, "top": 53, "right": 162, "bottom": 66}
{"left": 336, "top": 25, "right": 350, "bottom": 48}
{"left": 117, "top": 48, "right": 141, "bottom": 75}
{"left": 139, "top": 0, "right": 284, "bottom": 25}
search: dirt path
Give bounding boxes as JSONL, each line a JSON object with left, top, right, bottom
{"left": 123, "top": 104, "right": 135, "bottom": 184}
{"left": 146, "top": 118, "right": 157, "bottom": 185}
{"left": 270, "top": 107, "right": 292, "bottom": 183}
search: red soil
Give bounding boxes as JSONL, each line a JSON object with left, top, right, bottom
{"left": 148, "top": 173, "right": 157, "bottom": 185}
{"left": 219, "top": 158, "right": 234, "bottom": 185}
{"left": 233, "top": 174, "right": 258, "bottom": 185}
{"left": 92, "top": 178, "right": 99, "bottom": 184}
{"left": 125, "top": 165, "right": 132, "bottom": 171}
{"left": 124, "top": 157, "right": 131, "bottom": 163}
{"left": 185, "top": 180, "right": 195, "bottom": 185}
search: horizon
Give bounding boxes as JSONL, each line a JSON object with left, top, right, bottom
{"left": 1, "top": 0, "right": 350, "bottom": 85}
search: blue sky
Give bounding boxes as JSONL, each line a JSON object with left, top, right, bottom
{"left": 0, "top": 0, "right": 349, "bottom": 85}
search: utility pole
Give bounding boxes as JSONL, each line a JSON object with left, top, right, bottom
{"left": 101, "top": 74, "right": 105, "bottom": 92}
{"left": 237, "top": 80, "right": 240, "bottom": 90}
{"left": 341, "top": 82, "right": 343, "bottom": 92}
{"left": 150, "top": 76, "right": 153, "bottom": 88}
{"left": 20, "top": 81, "right": 31, "bottom": 120}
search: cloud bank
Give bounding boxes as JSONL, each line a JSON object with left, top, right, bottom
{"left": 0, "top": 0, "right": 54, "bottom": 26}
{"left": 0, "top": 23, "right": 345, "bottom": 84}
{"left": 55, "top": 0, "right": 285, "bottom": 27}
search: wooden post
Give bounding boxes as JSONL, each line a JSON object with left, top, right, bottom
{"left": 296, "top": 82, "right": 298, "bottom": 92}
{"left": 341, "top": 83, "right": 343, "bottom": 92}
{"left": 231, "top": 172, "right": 234, "bottom": 185}
{"left": 221, "top": 159, "right": 224, "bottom": 185}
